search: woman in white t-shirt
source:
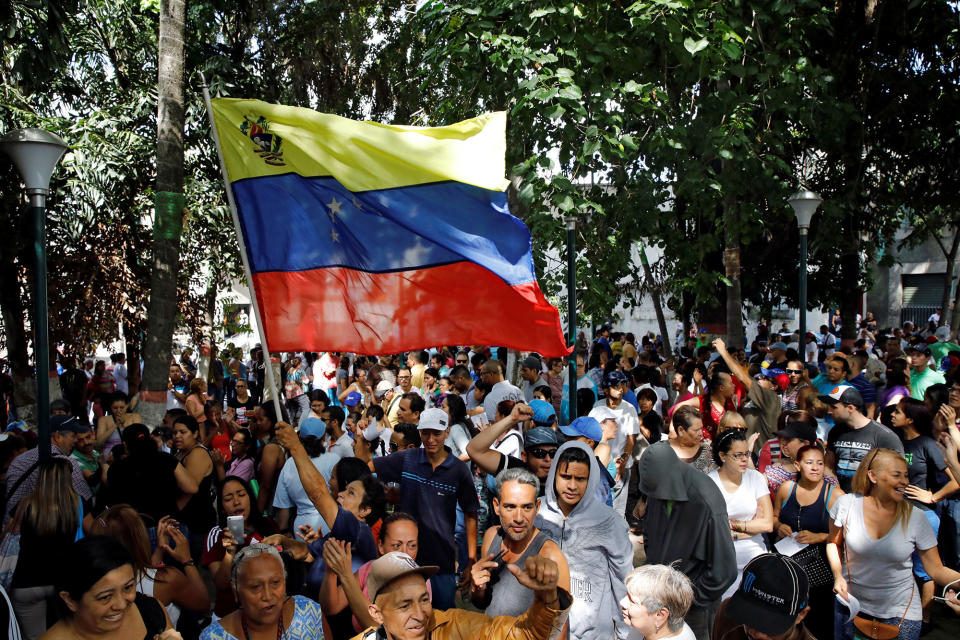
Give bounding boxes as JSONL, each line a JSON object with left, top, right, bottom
{"left": 827, "top": 448, "right": 960, "bottom": 640}
{"left": 708, "top": 429, "right": 774, "bottom": 599}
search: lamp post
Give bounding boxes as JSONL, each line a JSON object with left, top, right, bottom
{"left": 1, "top": 128, "right": 69, "bottom": 461}
{"left": 788, "top": 189, "right": 822, "bottom": 356}
{"left": 563, "top": 213, "right": 578, "bottom": 422}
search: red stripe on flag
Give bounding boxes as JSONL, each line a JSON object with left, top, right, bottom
{"left": 252, "top": 263, "right": 570, "bottom": 357}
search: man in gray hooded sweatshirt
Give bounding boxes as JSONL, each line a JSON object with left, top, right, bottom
{"left": 535, "top": 440, "right": 634, "bottom": 640}
{"left": 635, "top": 441, "right": 737, "bottom": 640}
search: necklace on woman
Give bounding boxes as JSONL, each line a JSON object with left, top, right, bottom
{"left": 241, "top": 597, "right": 288, "bottom": 640}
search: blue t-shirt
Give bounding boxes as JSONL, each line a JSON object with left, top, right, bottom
{"left": 374, "top": 447, "right": 480, "bottom": 573}
{"left": 306, "top": 508, "right": 378, "bottom": 592}
{"left": 272, "top": 453, "right": 340, "bottom": 535}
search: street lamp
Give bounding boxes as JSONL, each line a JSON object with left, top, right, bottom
{"left": 788, "top": 189, "right": 822, "bottom": 356}
{"left": 563, "top": 212, "right": 579, "bottom": 422}
{"left": 1, "top": 128, "right": 69, "bottom": 461}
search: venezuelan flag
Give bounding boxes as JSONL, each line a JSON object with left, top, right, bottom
{"left": 210, "top": 99, "right": 570, "bottom": 356}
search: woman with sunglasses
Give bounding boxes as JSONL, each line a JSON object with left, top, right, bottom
{"left": 213, "top": 428, "right": 256, "bottom": 483}
{"left": 708, "top": 429, "right": 774, "bottom": 599}
{"left": 782, "top": 360, "right": 810, "bottom": 412}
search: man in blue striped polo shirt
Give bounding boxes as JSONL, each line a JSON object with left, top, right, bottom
{"left": 362, "top": 407, "right": 480, "bottom": 611}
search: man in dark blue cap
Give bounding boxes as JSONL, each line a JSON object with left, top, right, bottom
{"left": 588, "top": 370, "right": 639, "bottom": 516}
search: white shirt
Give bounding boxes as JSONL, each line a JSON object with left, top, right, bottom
{"left": 328, "top": 432, "right": 355, "bottom": 459}
{"left": 588, "top": 400, "right": 640, "bottom": 467}
{"left": 708, "top": 468, "right": 770, "bottom": 599}
{"left": 805, "top": 341, "right": 819, "bottom": 363}
{"left": 113, "top": 363, "right": 128, "bottom": 395}
{"left": 830, "top": 493, "right": 936, "bottom": 620}
{"left": 483, "top": 380, "right": 523, "bottom": 421}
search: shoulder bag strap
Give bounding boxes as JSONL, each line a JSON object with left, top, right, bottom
{"left": 5, "top": 460, "right": 41, "bottom": 501}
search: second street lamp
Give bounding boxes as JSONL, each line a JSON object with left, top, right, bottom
{"left": 788, "top": 189, "right": 823, "bottom": 355}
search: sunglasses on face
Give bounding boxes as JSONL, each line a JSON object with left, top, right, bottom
{"left": 526, "top": 447, "right": 557, "bottom": 459}
{"left": 786, "top": 369, "right": 803, "bottom": 375}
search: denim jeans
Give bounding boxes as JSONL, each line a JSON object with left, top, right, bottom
{"left": 429, "top": 573, "right": 457, "bottom": 611}
{"left": 834, "top": 598, "right": 921, "bottom": 640}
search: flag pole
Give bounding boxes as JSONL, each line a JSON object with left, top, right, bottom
{"left": 200, "top": 73, "right": 284, "bottom": 421}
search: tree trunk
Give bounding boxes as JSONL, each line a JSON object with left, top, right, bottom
{"left": 140, "top": 0, "right": 187, "bottom": 427}
{"left": 724, "top": 241, "right": 744, "bottom": 349}
{"left": 198, "top": 269, "right": 219, "bottom": 381}
{"left": 839, "top": 250, "right": 860, "bottom": 345}
{"left": 639, "top": 242, "right": 671, "bottom": 356}
{"left": 124, "top": 318, "right": 142, "bottom": 396}
{"left": 938, "top": 227, "right": 959, "bottom": 328}
{"left": 0, "top": 252, "right": 35, "bottom": 423}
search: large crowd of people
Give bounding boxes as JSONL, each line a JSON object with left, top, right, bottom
{"left": 2, "top": 317, "right": 960, "bottom": 640}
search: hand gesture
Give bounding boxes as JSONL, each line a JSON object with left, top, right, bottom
{"left": 274, "top": 421, "right": 301, "bottom": 452}
{"left": 470, "top": 552, "right": 499, "bottom": 594}
{"left": 321, "top": 539, "right": 353, "bottom": 579}
{"left": 510, "top": 556, "right": 559, "bottom": 593}
{"left": 210, "top": 449, "right": 225, "bottom": 467}
{"left": 693, "top": 368, "right": 703, "bottom": 384}
{"left": 941, "top": 404, "right": 957, "bottom": 428}
{"left": 904, "top": 485, "right": 934, "bottom": 504}
{"left": 220, "top": 528, "right": 241, "bottom": 556}
{"left": 940, "top": 430, "right": 959, "bottom": 465}
{"left": 262, "top": 534, "right": 309, "bottom": 560}
{"left": 712, "top": 338, "right": 727, "bottom": 353}
{"left": 510, "top": 403, "right": 534, "bottom": 424}
{"left": 776, "top": 523, "right": 794, "bottom": 539}
{"left": 159, "top": 521, "right": 191, "bottom": 564}
{"left": 747, "top": 432, "right": 760, "bottom": 452}
{"left": 297, "top": 524, "right": 320, "bottom": 543}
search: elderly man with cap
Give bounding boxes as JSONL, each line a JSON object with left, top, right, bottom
{"left": 3, "top": 414, "right": 93, "bottom": 525}
{"left": 712, "top": 554, "right": 814, "bottom": 640}
{"left": 466, "top": 403, "right": 559, "bottom": 496}
{"left": 356, "top": 407, "right": 480, "bottom": 610}
{"left": 588, "top": 369, "right": 639, "bottom": 516}
{"left": 906, "top": 343, "right": 946, "bottom": 400}
{"left": 822, "top": 386, "right": 903, "bottom": 492}
{"left": 354, "top": 551, "right": 570, "bottom": 640}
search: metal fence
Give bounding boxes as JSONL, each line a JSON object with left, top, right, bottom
{"left": 901, "top": 306, "right": 939, "bottom": 328}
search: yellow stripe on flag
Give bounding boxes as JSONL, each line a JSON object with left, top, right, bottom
{"left": 211, "top": 99, "right": 509, "bottom": 193}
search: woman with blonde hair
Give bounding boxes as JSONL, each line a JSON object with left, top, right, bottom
{"left": 10, "top": 458, "right": 84, "bottom": 639}
{"left": 620, "top": 564, "right": 696, "bottom": 640}
{"left": 827, "top": 448, "right": 960, "bottom": 640}
{"left": 184, "top": 377, "right": 209, "bottom": 440}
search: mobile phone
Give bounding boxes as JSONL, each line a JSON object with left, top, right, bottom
{"left": 488, "top": 549, "right": 507, "bottom": 586}
{"left": 227, "top": 515, "right": 244, "bottom": 543}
